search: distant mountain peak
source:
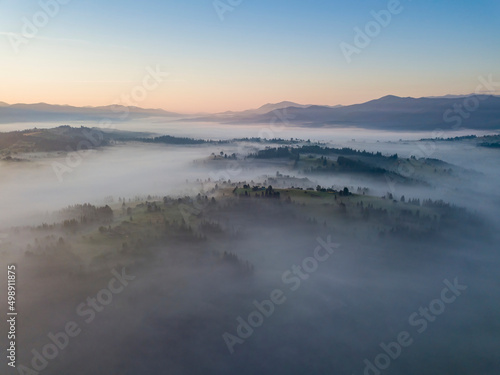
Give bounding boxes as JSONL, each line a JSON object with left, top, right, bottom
{"left": 424, "top": 93, "right": 500, "bottom": 99}
{"left": 259, "top": 101, "right": 302, "bottom": 108}
{"left": 377, "top": 95, "right": 416, "bottom": 101}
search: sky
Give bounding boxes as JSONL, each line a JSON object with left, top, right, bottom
{"left": 0, "top": 0, "right": 499, "bottom": 113}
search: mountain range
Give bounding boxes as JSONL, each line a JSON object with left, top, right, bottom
{"left": 0, "top": 102, "right": 181, "bottom": 124}
{"left": 1, "top": 94, "right": 500, "bottom": 131}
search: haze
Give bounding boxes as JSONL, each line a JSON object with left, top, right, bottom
{"left": 1, "top": 1, "right": 499, "bottom": 375}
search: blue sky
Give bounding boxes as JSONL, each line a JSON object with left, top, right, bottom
{"left": 0, "top": 0, "right": 498, "bottom": 112}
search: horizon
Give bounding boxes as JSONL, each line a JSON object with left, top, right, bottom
{"left": 2, "top": 92, "right": 500, "bottom": 115}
